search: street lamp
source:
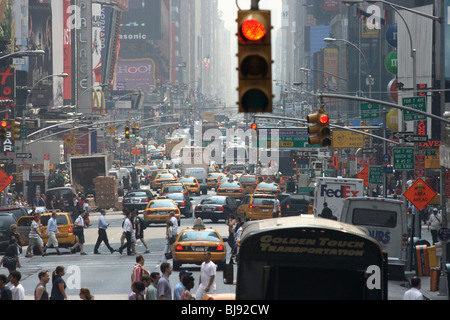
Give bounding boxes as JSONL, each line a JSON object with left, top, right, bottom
{"left": 0, "top": 50, "right": 45, "bottom": 61}
{"left": 324, "top": 37, "right": 373, "bottom": 98}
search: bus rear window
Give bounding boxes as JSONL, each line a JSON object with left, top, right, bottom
{"left": 352, "top": 208, "right": 397, "bottom": 228}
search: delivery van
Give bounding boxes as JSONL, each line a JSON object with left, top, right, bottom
{"left": 313, "top": 177, "right": 364, "bottom": 220}
{"left": 340, "top": 197, "right": 407, "bottom": 277}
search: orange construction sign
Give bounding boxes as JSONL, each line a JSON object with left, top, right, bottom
{"left": 403, "top": 178, "right": 437, "bottom": 211}
{"left": 0, "top": 169, "right": 12, "bottom": 193}
{"left": 357, "top": 166, "right": 369, "bottom": 188}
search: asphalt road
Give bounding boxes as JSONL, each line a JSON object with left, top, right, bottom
{"left": 14, "top": 189, "right": 236, "bottom": 300}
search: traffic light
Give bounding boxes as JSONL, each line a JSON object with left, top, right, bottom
{"left": 237, "top": 9, "right": 273, "bottom": 113}
{"left": 0, "top": 120, "right": 7, "bottom": 142}
{"left": 307, "top": 109, "right": 331, "bottom": 146}
{"left": 9, "top": 120, "right": 21, "bottom": 141}
{"left": 125, "top": 125, "right": 130, "bottom": 139}
{"left": 132, "top": 124, "right": 139, "bottom": 137}
{"left": 250, "top": 123, "right": 258, "bottom": 130}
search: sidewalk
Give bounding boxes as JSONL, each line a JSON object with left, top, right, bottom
{"left": 407, "top": 224, "right": 449, "bottom": 300}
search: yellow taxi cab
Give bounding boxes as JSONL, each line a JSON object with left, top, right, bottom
{"left": 215, "top": 175, "right": 237, "bottom": 192}
{"left": 237, "top": 193, "right": 278, "bottom": 221}
{"left": 177, "top": 176, "right": 201, "bottom": 196}
{"left": 238, "top": 174, "right": 264, "bottom": 194}
{"left": 149, "top": 169, "right": 170, "bottom": 189}
{"left": 207, "top": 172, "right": 224, "bottom": 190}
{"left": 160, "top": 182, "right": 189, "bottom": 195}
{"left": 151, "top": 172, "right": 177, "bottom": 190}
{"left": 216, "top": 181, "right": 244, "bottom": 200}
{"left": 254, "top": 182, "right": 281, "bottom": 195}
{"left": 144, "top": 198, "right": 181, "bottom": 225}
{"left": 16, "top": 211, "right": 77, "bottom": 251}
{"left": 172, "top": 220, "right": 226, "bottom": 271}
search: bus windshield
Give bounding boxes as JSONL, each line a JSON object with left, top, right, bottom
{"left": 230, "top": 216, "right": 387, "bottom": 300}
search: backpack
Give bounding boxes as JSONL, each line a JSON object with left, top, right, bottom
{"left": 139, "top": 217, "right": 147, "bottom": 230}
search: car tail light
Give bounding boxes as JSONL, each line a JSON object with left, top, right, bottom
{"left": 123, "top": 198, "right": 128, "bottom": 203}
{"left": 68, "top": 226, "right": 73, "bottom": 233}
{"left": 144, "top": 197, "right": 149, "bottom": 202}
{"left": 287, "top": 204, "right": 290, "bottom": 209}
{"left": 195, "top": 205, "right": 200, "bottom": 211}
{"left": 180, "top": 201, "right": 185, "bottom": 207}
{"left": 239, "top": 189, "right": 242, "bottom": 193}
{"left": 218, "top": 206, "right": 224, "bottom": 211}
{"left": 175, "top": 245, "right": 183, "bottom": 251}
{"left": 402, "top": 233, "right": 407, "bottom": 247}
{"left": 216, "top": 244, "right": 224, "bottom": 251}
{"left": 194, "top": 184, "right": 199, "bottom": 187}
{"left": 249, "top": 204, "right": 258, "bottom": 209}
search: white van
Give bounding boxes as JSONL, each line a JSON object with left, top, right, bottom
{"left": 340, "top": 197, "right": 407, "bottom": 277}
{"left": 184, "top": 167, "right": 208, "bottom": 195}
{"left": 108, "top": 169, "right": 124, "bottom": 196}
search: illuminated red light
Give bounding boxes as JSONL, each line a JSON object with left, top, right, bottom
{"left": 241, "top": 19, "right": 266, "bottom": 41}
{"left": 0, "top": 121, "right": 7, "bottom": 128}
{"left": 319, "top": 115, "right": 329, "bottom": 124}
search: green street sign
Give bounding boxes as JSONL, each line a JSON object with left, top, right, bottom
{"left": 403, "top": 97, "right": 426, "bottom": 121}
{"left": 360, "top": 103, "right": 380, "bottom": 119}
{"left": 369, "top": 166, "right": 383, "bottom": 184}
{"left": 20, "top": 124, "right": 27, "bottom": 140}
{"left": 393, "top": 147, "right": 414, "bottom": 170}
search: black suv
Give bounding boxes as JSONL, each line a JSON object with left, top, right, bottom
{"left": 0, "top": 213, "right": 17, "bottom": 253}
{"left": 0, "top": 206, "right": 28, "bottom": 220}
{"left": 280, "top": 194, "right": 311, "bottom": 216}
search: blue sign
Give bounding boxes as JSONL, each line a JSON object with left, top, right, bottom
{"left": 386, "top": 24, "right": 397, "bottom": 48}
{"left": 382, "top": 153, "right": 391, "bottom": 164}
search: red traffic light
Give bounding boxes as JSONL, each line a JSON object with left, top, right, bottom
{"left": 250, "top": 123, "right": 258, "bottom": 130}
{"left": 241, "top": 19, "right": 266, "bottom": 41}
{"left": 319, "top": 114, "right": 329, "bottom": 124}
{"left": 0, "top": 121, "right": 7, "bottom": 128}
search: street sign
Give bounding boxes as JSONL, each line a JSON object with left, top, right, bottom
{"left": 402, "top": 96, "right": 426, "bottom": 121}
{"left": 393, "top": 147, "right": 414, "bottom": 170}
{"left": 357, "top": 166, "right": 369, "bottom": 188}
{"left": 382, "top": 166, "right": 394, "bottom": 173}
{"left": 404, "top": 135, "right": 428, "bottom": 143}
{"left": 369, "top": 166, "right": 383, "bottom": 184}
{"left": 0, "top": 158, "right": 13, "bottom": 164}
{"left": 360, "top": 103, "right": 380, "bottom": 119}
{"left": 403, "top": 178, "right": 437, "bottom": 211}
{"left": 16, "top": 153, "right": 32, "bottom": 159}
{"left": 392, "top": 131, "right": 414, "bottom": 139}
{"left": 20, "top": 124, "right": 27, "bottom": 140}
{"left": 414, "top": 153, "right": 426, "bottom": 178}
{"left": 331, "top": 130, "right": 364, "bottom": 149}
{"left": 382, "top": 153, "right": 391, "bottom": 164}
{"left": 362, "top": 148, "right": 377, "bottom": 154}
{"left": 258, "top": 128, "right": 322, "bottom": 148}
{"left": 0, "top": 169, "right": 12, "bottom": 193}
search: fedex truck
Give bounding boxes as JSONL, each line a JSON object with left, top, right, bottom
{"left": 313, "top": 177, "right": 365, "bottom": 220}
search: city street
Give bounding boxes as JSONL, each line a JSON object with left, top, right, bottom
{"left": 15, "top": 191, "right": 238, "bottom": 300}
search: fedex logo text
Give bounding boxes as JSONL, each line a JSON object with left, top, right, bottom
{"left": 320, "top": 185, "right": 360, "bottom": 198}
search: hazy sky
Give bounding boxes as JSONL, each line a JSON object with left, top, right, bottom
{"left": 218, "top": 0, "right": 282, "bottom": 31}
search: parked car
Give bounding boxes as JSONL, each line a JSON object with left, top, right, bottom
{"left": 122, "top": 189, "right": 154, "bottom": 212}
{"left": 164, "top": 193, "right": 193, "bottom": 218}
{"left": 0, "top": 213, "right": 17, "bottom": 253}
{"left": 194, "top": 196, "right": 238, "bottom": 223}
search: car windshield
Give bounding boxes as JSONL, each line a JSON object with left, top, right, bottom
{"left": 220, "top": 182, "right": 240, "bottom": 188}
{"left": 40, "top": 215, "right": 70, "bottom": 225}
{"left": 258, "top": 183, "right": 277, "bottom": 189}
{"left": 201, "top": 197, "right": 226, "bottom": 205}
{"left": 149, "top": 200, "right": 176, "bottom": 208}
{"left": 179, "top": 230, "right": 220, "bottom": 242}
{"left": 165, "top": 193, "right": 184, "bottom": 200}
{"left": 125, "top": 191, "right": 148, "bottom": 197}
{"left": 239, "top": 176, "right": 257, "bottom": 183}
{"left": 179, "top": 178, "right": 195, "bottom": 183}
{"left": 157, "top": 174, "right": 174, "bottom": 179}
{"left": 208, "top": 173, "right": 222, "bottom": 178}
{"left": 164, "top": 186, "right": 184, "bottom": 192}
{"left": 252, "top": 197, "right": 275, "bottom": 205}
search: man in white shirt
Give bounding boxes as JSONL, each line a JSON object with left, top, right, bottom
{"left": 10, "top": 271, "right": 25, "bottom": 300}
{"left": 169, "top": 212, "right": 178, "bottom": 236}
{"left": 118, "top": 210, "right": 133, "bottom": 255}
{"left": 403, "top": 276, "right": 423, "bottom": 300}
{"left": 196, "top": 252, "right": 216, "bottom": 300}
{"left": 44, "top": 212, "right": 61, "bottom": 255}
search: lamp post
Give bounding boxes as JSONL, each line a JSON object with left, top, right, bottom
{"left": 323, "top": 37, "right": 372, "bottom": 98}
{"left": 0, "top": 50, "right": 45, "bottom": 61}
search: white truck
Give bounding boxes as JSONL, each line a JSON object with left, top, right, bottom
{"left": 313, "top": 177, "right": 365, "bottom": 220}
{"left": 179, "top": 146, "right": 208, "bottom": 194}
{"left": 340, "top": 197, "right": 408, "bottom": 277}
